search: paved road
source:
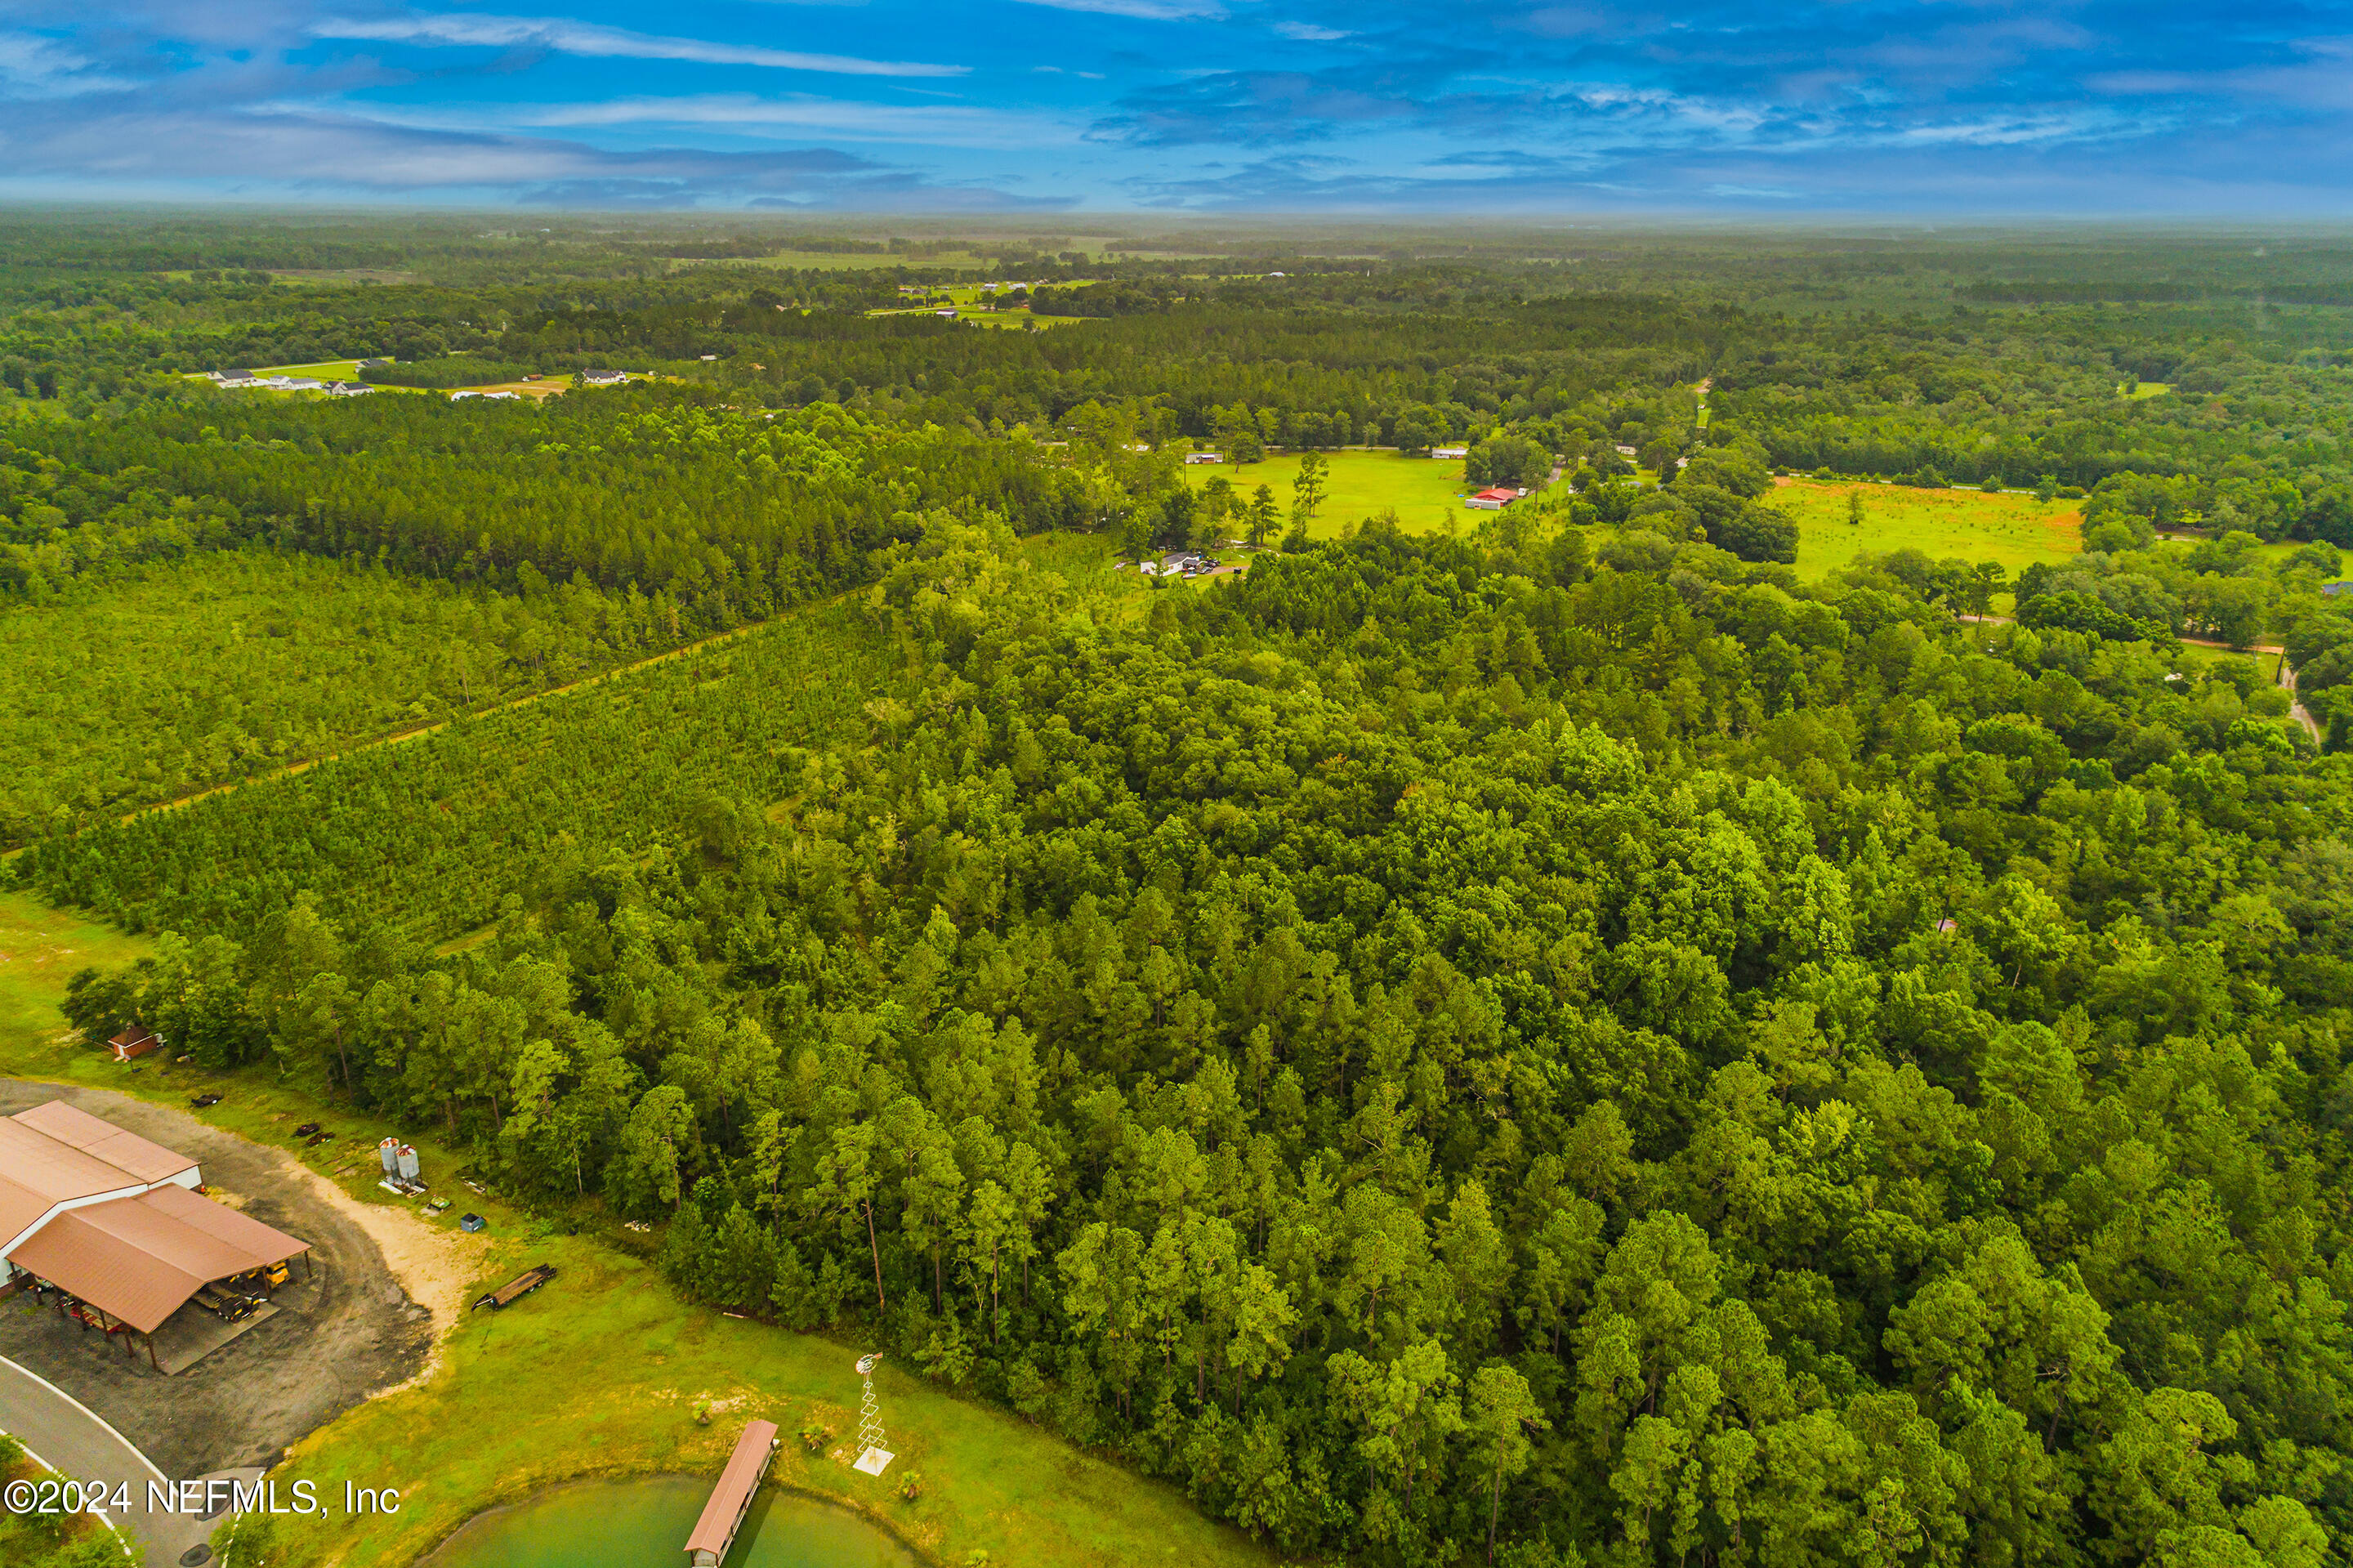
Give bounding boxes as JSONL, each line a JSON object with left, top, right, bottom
{"left": 0, "top": 1348, "right": 185, "bottom": 1563}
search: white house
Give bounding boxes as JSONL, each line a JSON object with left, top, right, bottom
{"left": 324, "top": 381, "right": 374, "bottom": 396}
{"left": 1184, "top": 452, "right": 1224, "bottom": 464}
{"left": 578, "top": 369, "right": 631, "bottom": 386}
{"left": 1430, "top": 445, "right": 1469, "bottom": 459}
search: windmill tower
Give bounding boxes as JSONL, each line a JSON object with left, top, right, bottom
{"left": 852, "top": 1354, "right": 894, "bottom": 1476}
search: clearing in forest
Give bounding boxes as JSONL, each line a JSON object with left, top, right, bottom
{"left": 1770, "top": 478, "right": 2083, "bottom": 578}
{"left": 1185, "top": 448, "right": 1476, "bottom": 538}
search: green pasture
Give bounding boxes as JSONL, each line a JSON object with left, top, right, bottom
{"left": 0, "top": 891, "right": 152, "bottom": 1065}
{"left": 675, "top": 251, "right": 985, "bottom": 272}
{"left": 1185, "top": 448, "right": 1478, "bottom": 538}
{"left": 2124, "top": 382, "right": 2173, "bottom": 400}
{"left": 248, "top": 359, "right": 367, "bottom": 379}
{"left": 868, "top": 279, "right": 1095, "bottom": 328}
{"left": 1770, "top": 478, "right": 2083, "bottom": 578}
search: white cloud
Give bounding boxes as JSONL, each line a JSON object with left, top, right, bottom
{"left": 308, "top": 12, "right": 967, "bottom": 77}
{"left": 1009, "top": 0, "right": 1226, "bottom": 19}
{"left": 0, "top": 30, "right": 136, "bottom": 96}
{"left": 1274, "top": 22, "right": 1349, "bottom": 41}
{"left": 431, "top": 92, "right": 1083, "bottom": 148}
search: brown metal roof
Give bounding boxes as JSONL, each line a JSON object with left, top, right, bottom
{"left": 7, "top": 1190, "right": 310, "bottom": 1335}
{"left": 136, "top": 1185, "right": 309, "bottom": 1268}
{"left": 0, "top": 1172, "right": 58, "bottom": 1252}
{"left": 11, "top": 1101, "right": 199, "bottom": 1186}
{"left": 0, "top": 1119, "right": 150, "bottom": 1208}
{"left": 685, "top": 1420, "right": 779, "bottom": 1557}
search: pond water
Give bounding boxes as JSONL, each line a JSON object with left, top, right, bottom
{"left": 421, "top": 1476, "right": 919, "bottom": 1568}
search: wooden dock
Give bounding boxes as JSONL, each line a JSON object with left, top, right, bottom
{"left": 684, "top": 1419, "right": 779, "bottom": 1566}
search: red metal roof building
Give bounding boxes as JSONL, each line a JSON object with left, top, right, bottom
{"left": 0, "top": 1102, "right": 310, "bottom": 1358}
{"left": 685, "top": 1420, "right": 781, "bottom": 1566}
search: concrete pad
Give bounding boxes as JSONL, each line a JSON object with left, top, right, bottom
{"left": 151, "top": 1300, "right": 281, "bottom": 1378}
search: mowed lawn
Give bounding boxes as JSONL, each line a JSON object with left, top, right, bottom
{"left": 1771, "top": 479, "right": 2083, "bottom": 578}
{"left": 1187, "top": 449, "right": 1477, "bottom": 538}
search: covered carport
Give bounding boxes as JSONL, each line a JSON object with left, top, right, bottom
{"left": 9, "top": 1184, "right": 311, "bottom": 1374}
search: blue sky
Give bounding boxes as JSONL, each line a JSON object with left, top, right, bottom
{"left": 1, "top": 1, "right": 2350, "bottom": 212}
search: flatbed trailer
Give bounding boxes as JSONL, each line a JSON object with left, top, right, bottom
{"left": 471, "top": 1263, "right": 557, "bottom": 1311}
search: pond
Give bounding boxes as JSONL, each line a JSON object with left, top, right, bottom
{"left": 420, "top": 1476, "right": 919, "bottom": 1568}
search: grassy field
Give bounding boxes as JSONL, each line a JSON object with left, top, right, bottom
{"left": 868, "top": 280, "right": 1094, "bottom": 329}
{"left": 2125, "top": 382, "right": 2174, "bottom": 400}
{"left": 1185, "top": 449, "right": 1477, "bottom": 538}
{"left": 1770, "top": 478, "right": 2083, "bottom": 578}
{"left": 679, "top": 251, "right": 985, "bottom": 272}
{"left": 248, "top": 359, "right": 367, "bottom": 379}
{"left": 0, "top": 891, "right": 151, "bottom": 1065}
{"left": 0, "top": 884, "right": 1284, "bottom": 1568}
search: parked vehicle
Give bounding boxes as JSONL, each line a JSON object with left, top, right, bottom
{"left": 228, "top": 1261, "right": 290, "bottom": 1293}
{"left": 292, "top": 1122, "right": 320, "bottom": 1137}
{"left": 194, "top": 1284, "right": 257, "bottom": 1322}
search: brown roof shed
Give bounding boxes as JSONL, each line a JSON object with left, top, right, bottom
{"left": 685, "top": 1419, "right": 779, "bottom": 1566}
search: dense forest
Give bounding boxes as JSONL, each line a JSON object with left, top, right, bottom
{"left": 10, "top": 214, "right": 2353, "bottom": 1566}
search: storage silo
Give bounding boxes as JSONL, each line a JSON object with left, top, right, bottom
{"left": 397, "top": 1145, "right": 421, "bottom": 1182}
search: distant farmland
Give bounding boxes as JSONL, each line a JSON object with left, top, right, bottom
{"left": 1770, "top": 479, "right": 2083, "bottom": 577}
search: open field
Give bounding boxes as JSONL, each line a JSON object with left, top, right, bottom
{"left": 870, "top": 279, "right": 1095, "bottom": 328}
{"left": 676, "top": 251, "right": 985, "bottom": 272}
{"left": 1770, "top": 477, "right": 2083, "bottom": 577}
{"left": 248, "top": 359, "right": 366, "bottom": 379}
{"left": 2125, "top": 382, "right": 2174, "bottom": 399}
{"left": 0, "top": 892, "right": 150, "bottom": 1061}
{"left": 1185, "top": 448, "right": 1476, "bottom": 537}
{"left": 0, "top": 887, "right": 1284, "bottom": 1568}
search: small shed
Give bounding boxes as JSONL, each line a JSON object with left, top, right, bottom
{"left": 685, "top": 1420, "right": 780, "bottom": 1567}
{"left": 107, "top": 1028, "right": 163, "bottom": 1063}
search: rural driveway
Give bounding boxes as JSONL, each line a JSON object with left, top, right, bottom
{"left": 0, "top": 1081, "right": 433, "bottom": 1482}
{"left": 0, "top": 1351, "right": 234, "bottom": 1565}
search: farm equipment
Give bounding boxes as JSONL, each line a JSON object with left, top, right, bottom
{"left": 227, "top": 1261, "right": 290, "bottom": 1293}
{"left": 194, "top": 1284, "right": 259, "bottom": 1322}
{"left": 471, "top": 1263, "right": 557, "bottom": 1311}
{"left": 424, "top": 1197, "right": 451, "bottom": 1217}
